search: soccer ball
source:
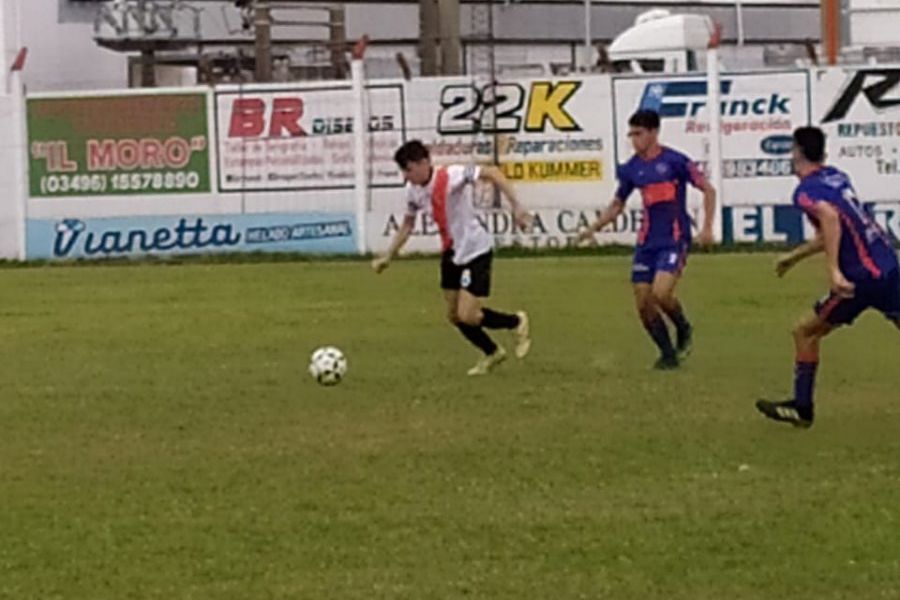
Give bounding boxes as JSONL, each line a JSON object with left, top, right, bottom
{"left": 309, "top": 346, "right": 347, "bottom": 386}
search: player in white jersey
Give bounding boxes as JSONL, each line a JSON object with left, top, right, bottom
{"left": 372, "top": 140, "right": 532, "bottom": 376}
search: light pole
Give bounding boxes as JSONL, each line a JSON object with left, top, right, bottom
{"left": 583, "top": 0, "right": 592, "bottom": 71}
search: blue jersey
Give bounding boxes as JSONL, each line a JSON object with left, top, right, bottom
{"left": 793, "top": 166, "right": 898, "bottom": 282}
{"left": 615, "top": 147, "right": 706, "bottom": 249}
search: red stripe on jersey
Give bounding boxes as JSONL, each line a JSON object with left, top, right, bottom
{"left": 641, "top": 181, "right": 677, "bottom": 206}
{"left": 687, "top": 161, "right": 706, "bottom": 188}
{"left": 431, "top": 167, "right": 453, "bottom": 252}
{"left": 673, "top": 219, "right": 682, "bottom": 242}
{"left": 797, "top": 193, "right": 817, "bottom": 211}
{"left": 838, "top": 211, "right": 882, "bottom": 278}
{"left": 797, "top": 193, "right": 822, "bottom": 229}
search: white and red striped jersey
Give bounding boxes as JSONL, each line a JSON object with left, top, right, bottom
{"left": 404, "top": 164, "right": 493, "bottom": 265}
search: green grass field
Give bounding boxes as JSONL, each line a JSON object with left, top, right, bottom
{"left": 2, "top": 253, "right": 899, "bottom": 599}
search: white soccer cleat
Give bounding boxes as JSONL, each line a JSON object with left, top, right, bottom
{"left": 514, "top": 311, "right": 531, "bottom": 359}
{"left": 467, "top": 346, "right": 507, "bottom": 376}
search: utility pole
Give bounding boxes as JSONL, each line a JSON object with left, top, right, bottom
{"left": 419, "top": 0, "right": 438, "bottom": 76}
{"left": 437, "top": 0, "right": 461, "bottom": 75}
{"left": 254, "top": 2, "right": 272, "bottom": 82}
{"left": 140, "top": 48, "right": 156, "bottom": 87}
{"left": 821, "top": 0, "right": 840, "bottom": 65}
{"left": 329, "top": 5, "right": 346, "bottom": 79}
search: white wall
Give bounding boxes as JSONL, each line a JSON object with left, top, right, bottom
{"left": 21, "top": 0, "right": 126, "bottom": 92}
{"left": 848, "top": 0, "right": 900, "bottom": 47}
{"left": 0, "top": 93, "right": 24, "bottom": 258}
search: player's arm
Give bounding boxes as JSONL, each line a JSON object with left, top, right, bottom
{"left": 577, "top": 198, "right": 625, "bottom": 244}
{"left": 698, "top": 180, "right": 717, "bottom": 245}
{"left": 775, "top": 231, "right": 824, "bottom": 277}
{"left": 808, "top": 201, "right": 855, "bottom": 297}
{"left": 686, "top": 159, "right": 716, "bottom": 245}
{"left": 372, "top": 214, "right": 414, "bottom": 274}
{"left": 579, "top": 164, "right": 632, "bottom": 244}
{"left": 478, "top": 166, "right": 532, "bottom": 229}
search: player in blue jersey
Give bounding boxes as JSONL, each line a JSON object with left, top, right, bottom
{"left": 756, "top": 126, "right": 900, "bottom": 428}
{"left": 579, "top": 110, "right": 717, "bottom": 369}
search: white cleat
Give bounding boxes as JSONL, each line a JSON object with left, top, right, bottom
{"left": 514, "top": 311, "right": 531, "bottom": 359}
{"left": 467, "top": 346, "right": 507, "bottom": 376}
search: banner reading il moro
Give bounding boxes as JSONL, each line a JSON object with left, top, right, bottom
{"left": 27, "top": 93, "right": 211, "bottom": 197}
{"left": 26, "top": 212, "right": 357, "bottom": 260}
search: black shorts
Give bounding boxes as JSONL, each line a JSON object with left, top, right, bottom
{"left": 815, "top": 271, "right": 900, "bottom": 326}
{"left": 440, "top": 250, "right": 492, "bottom": 297}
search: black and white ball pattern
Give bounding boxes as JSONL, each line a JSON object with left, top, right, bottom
{"left": 309, "top": 346, "right": 347, "bottom": 385}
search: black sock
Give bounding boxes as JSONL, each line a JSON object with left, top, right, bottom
{"left": 456, "top": 324, "right": 498, "bottom": 355}
{"left": 481, "top": 308, "right": 520, "bottom": 330}
{"left": 663, "top": 302, "right": 691, "bottom": 337}
{"left": 644, "top": 317, "right": 675, "bottom": 359}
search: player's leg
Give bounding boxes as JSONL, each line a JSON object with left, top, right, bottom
{"left": 634, "top": 279, "right": 677, "bottom": 369}
{"left": 791, "top": 311, "right": 834, "bottom": 415}
{"left": 442, "top": 252, "right": 499, "bottom": 364}
{"left": 756, "top": 290, "right": 864, "bottom": 428}
{"left": 457, "top": 290, "right": 507, "bottom": 375}
{"left": 453, "top": 253, "right": 512, "bottom": 375}
{"left": 652, "top": 271, "right": 692, "bottom": 358}
{"left": 444, "top": 289, "right": 461, "bottom": 325}
{"left": 873, "top": 272, "right": 900, "bottom": 332}
{"left": 652, "top": 244, "right": 693, "bottom": 356}
{"left": 460, "top": 251, "right": 531, "bottom": 359}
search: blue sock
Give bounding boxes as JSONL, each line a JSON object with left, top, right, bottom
{"left": 644, "top": 317, "right": 675, "bottom": 359}
{"left": 794, "top": 361, "right": 818, "bottom": 409}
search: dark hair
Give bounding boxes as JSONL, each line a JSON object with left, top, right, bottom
{"left": 394, "top": 140, "right": 430, "bottom": 168}
{"left": 628, "top": 110, "right": 660, "bottom": 130}
{"left": 793, "top": 126, "right": 826, "bottom": 163}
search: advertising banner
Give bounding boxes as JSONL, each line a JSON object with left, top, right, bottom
{"left": 401, "top": 76, "right": 614, "bottom": 208}
{"left": 367, "top": 202, "right": 709, "bottom": 254}
{"left": 813, "top": 67, "right": 900, "bottom": 203}
{"left": 26, "top": 212, "right": 357, "bottom": 259}
{"left": 27, "top": 93, "right": 211, "bottom": 197}
{"left": 722, "top": 201, "right": 900, "bottom": 243}
{"left": 613, "top": 71, "right": 810, "bottom": 206}
{"left": 214, "top": 83, "right": 404, "bottom": 192}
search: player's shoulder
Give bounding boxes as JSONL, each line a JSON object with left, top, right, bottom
{"left": 618, "top": 154, "right": 641, "bottom": 174}
{"left": 792, "top": 173, "right": 816, "bottom": 198}
{"left": 821, "top": 165, "right": 852, "bottom": 186}
{"left": 798, "top": 166, "right": 847, "bottom": 196}
{"left": 445, "top": 163, "right": 479, "bottom": 182}
{"left": 661, "top": 146, "right": 693, "bottom": 165}
{"left": 793, "top": 170, "right": 834, "bottom": 205}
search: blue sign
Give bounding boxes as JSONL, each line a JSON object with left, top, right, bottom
{"left": 26, "top": 212, "right": 357, "bottom": 259}
{"left": 722, "top": 205, "right": 805, "bottom": 244}
{"left": 638, "top": 80, "right": 790, "bottom": 119}
{"left": 723, "top": 201, "right": 900, "bottom": 244}
{"left": 760, "top": 134, "right": 794, "bottom": 155}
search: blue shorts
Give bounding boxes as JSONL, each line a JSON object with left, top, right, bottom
{"left": 815, "top": 271, "right": 900, "bottom": 326}
{"left": 631, "top": 242, "right": 689, "bottom": 284}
